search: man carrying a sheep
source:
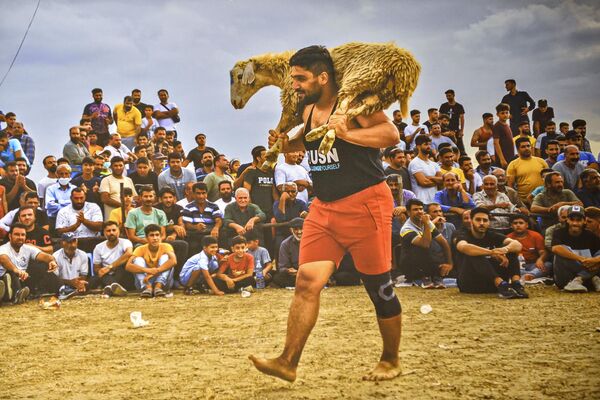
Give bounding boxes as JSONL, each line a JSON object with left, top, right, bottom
{"left": 249, "top": 45, "right": 403, "bottom": 382}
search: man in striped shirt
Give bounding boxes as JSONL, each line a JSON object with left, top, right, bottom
{"left": 182, "top": 182, "right": 222, "bottom": 256}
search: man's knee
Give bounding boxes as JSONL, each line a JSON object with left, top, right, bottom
{"left": 361, "top": 271, "right": 401, "bottom": 318}
{"left": 295, "top": 263, "right": 334, "bottom": 296}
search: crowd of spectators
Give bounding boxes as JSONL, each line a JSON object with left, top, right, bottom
{"left": 0, "top": 80, "right": 598, "bottom": 305}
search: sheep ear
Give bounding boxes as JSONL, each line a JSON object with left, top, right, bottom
{"left": 242, "top": 62, "right": 256, "bottom": 85}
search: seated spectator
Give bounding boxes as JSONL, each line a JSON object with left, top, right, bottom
{"left": 37, "top": 155, "right": 58, "bottom": 207}
{"left": 53, "top": 233, "right": 90, "bottom": 299}
{"left": 525, "top": 168, "right": 555, "bottom": 205}
{"left": 384, "top": 148, "right": 412, "bottom": 191}
{"left": 129, "top": 157, "right": 159, "bottom": 195}
{"left": 151, "top": 152, "right": 167, "bottom": 174}
{"left": 434, "top": 172, "right": 475, "bottom": 227}
{"left": 108, "top": 187, "right": 134, "bottom": 234}
{"left": 387, "top": 173, "right": 415, "bottom": 227}
{"left": 404, "top": 109, "right": 429, "bottom": 150}
{"left": 156, "top": 187, "right": 185, "bottom": 242}
{"left": 272, "top": 217, "right": 303, "bottom": 288}
{"left": 274, "top": 151, "right": 311, "bottom": 204}
{"left": 473, "top": 174, "right": 517, "bottom": 232}
{"left": 17, "top": 206, "right": 53, "bottom": 254}
{"left": 273, "top": 182, "right": 308, "bottom": 252}
{"left": 102, "top": 133, "right": 137, "bottom": 167}
{"left": 223, "top": 187, "right": 266, "bottom": 245}
{"left": 585, "top": 207, "right": 600, "bottom": 238}
{"left": 213, "top": 181, "right": 235, "bottom": 215}
{"left": 70, "top": 157, "right": 102, "bottom": 207}
{"left": 9, "top": 121, "right": 35, "bottom": 166}
{"left": 0, "top": 131, "right": 26, "bottom": 171}
{"left": 408, "top": 135, "right": 443, "bottom": 203}
{"left": 507, "top": 215, "right": 552, "bottom": 280}
{"left": 157, "top": 152, "right": 197, "bottom": 201}
{"left": 175, "top": 182, "right": 195, "bottom": 208}
{"left": 544, "top": 139, "right": 560, "bottom": 168}
{"left": 544, "top": 205, "right": 570, "bottom": 250}
{"left": 205, "top": 154, "right": 235, "bottom": 202}
{"left": 246, "top": 230, "right": 274, "bottom": 283}
{"left": 400, "top": 199, "right": 452, "bottom": 288}
{"left": 0, "top": 223, "right": 60, "bottom": 304}
{"left": 194, "top": 150, "right": 215, "bottom": 181}
{"left": 474, "top": 150, "right": 497, "bottom": 179}
{"left": 0, "top": 161, "right": 37, "bottom": 212}
{"left": 125, "top": 224, "right": 177, "bottom": 298}
{"left": 552, "top": 145, "right": 586, "bottom": 191}
{"left": 429, "top": 122, "right": 453, "bottom": 155}
{"left": 492, "top": 168, "right": 529, "bottom": 215}
{"left": 215, "top": 235, "right": 255, "bottom": 293}
{"left": 551, "top": 206, "right": 600, "bottom": 292}
{"left": 438, "top": 147, "right": 465, "bottom": 183}
{"left": 55, "top": 188, "right": 103, "bottom": 252}
{"left": 576, "top": 169, "right": 600, "bottom": 207}
{"left": 0, "top": 192, "right": 49, "bottom": 235}
{"left": 531, "top": 172, "right": 582, "bottom": 230}
{"left": 556, "top": 131, "right": 598, "bottom": 169}
{"left": 45, "top": 164, "right": 76, "bottom": 223}
{"left": 179, "top": 236, "right": 224, "bottom": 296}
{"left": 86, "top": 131, "right": 103, "bottom": 156}
{"left": 455, "top": 207, "right": 528, "bottom": 299}
{"left": 62, "top": 127, "right": 90, "bottom": 172}
{"left": 535, "top": 121, "right": 559, "bottom": 160}
{"left": 90, "top": 221, "right": 132, "bottom": 296}
{"left": 507, "top": 137, "right": 548, "bottom": 205}
{"left": 427, "top": 202, "right": 456, "bottom": 274}
{"left": 99, "top": 156, "right": 137, "bottom": 218}
{"left": 459, "top": 156, "right": 483, "bottom": 195}
{"left": 182, "top": 182, "right": 222, "bottom": 256}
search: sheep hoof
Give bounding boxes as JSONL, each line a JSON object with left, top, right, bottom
{"left": 262, "top": 139, "right": 282, "bottom": 169}
{"left": 318, "top": 130, "right": 336, "bottom": 155}
{"left": 305, "top": 125, "right": 328, "bottom": 142}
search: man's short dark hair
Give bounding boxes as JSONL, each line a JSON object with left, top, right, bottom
{"left": 496, "top": 103, "right": 510, "bottom": 113}
{"left": 439, "top": 113, "right": 450, "bottom": 121}
{"left": 139, "top": 186, "right": 154, "bottom": 196}
{"left": 392, "top": 110, "right": 401, "bottom": 116}
{"left": 510, "top": 214, "right": 529, "bottom": 224}
{"left": 110, "top": 156, "right": 124, "bottom": 165}
{"left": 92, "top": 88, "right": 103, "bottom": 95}
{"left": 156, "top": 127, "right": 166, "bottom": 133}
{"left": 475, "top": 150, "right": 489, "bottom": 162}
{"left": 565, "top": 130, "right": 581, "bottom": 141}
{"left": 159, "top": 187, "right": 176, "bottom": 198}
{"left": 505, "top": 79, "right": 516, "bottom": 85}
{"left": 122, "top": 187, "right": 134, "bottom": 196}
{"left": 168, "top": 152, "right": 182, "bottom": 161}
{"left": 5, "top": 161, "right": 17, "bottom": 169}
{"left": 427, "top": 108, "right": 438, "bottom": 114}
{"left": 515, "top": 137, "right": 531, "bottom": 148}
{"left": 426, "top": 202, "right": 442, "bottom": 213}
{"left": 136, "top": 157, "right": 149, "bottom": 166}
{"left": 244, "top": 230, "right": 260, "bottom": 242}
{"left": 17, "top": 206, "right": 36, "bottom": 220}
{"left": 24, "top": 192, "right": 38, "bottom": 201}
{"left": 546, "top": 139, "right": 559, "bottom": 147}
{"left": 580, "top": 168, "right": 598, "bottom": 182}
{"left": 87, "top": 131, "right": 97, "bottom": 137}
{"left": 10, "top": 222, "right": 27, "bottom": 235}
{"left": 103, "top": 220, "right": 120, "bottom": 230}
{"left": 202, "top": 236, "right": 218, "bottom": 247}
{"left": 406, "top": 198, "right": 424, "bottom": 211}
{"left": 124, "top": 95, "right": 133, "bottom": 102}
{"left": 445, "top": 89, "right": 455, "bottom": 95}
{"left": 572, "top": 119, "right": 586, "bottom": 129}
{"left": 414, "top": 134, "right": 431, "bottom": 146}
{"left": 144, "top": 105, "right": 153, "bottom": 111}
{"left": 230, "top": 235, "right": 247, "bottom": 247}
{"left": 5, "top": 112, "right": 16, "bottom": 119}
{"left": 410, "top": 109, "right": 420, "bottom": 117}
{"left": 157, "top": 89, "right": 169, "bottom": 95}
{"left": 470, "top": 207, "right": 490, "bottom": 219}
{"left": 546, "top": 121, "right": 556, "bottom": 127}
{"left": 439, "top": 147, "right": 453, "bottom": 157}
{"left": 458, "top": 156, "right": 471, "bottom": 166}
{"left": 81, "top": 157, "right": 94, "bottom": 165}
{"left": 131, "top": 89, "right": 141, "bottom": 94}
{"left": 482, "top": 112, "right": 493, "bottom": 120}
{"left": 137, "top": 132, "right": 149, "bottom": 139}
{"left": 289, "top": 45, "right": 335, "bottom": 78}
{"left": 544, "top": 171, "right": 562, "bottom": 186}
{"left": 71, "top": 187, "right": 85, "bottom": 196}
{"left": 218, "top": 180, "right": 232, "bottom": 190}
{"left": 559, "top": 122, "right": 569, "bottom": 129}
{"left": 195, "top": 133, "right": 206, "bottom": 141}
{"left": 251, "top": 145, "right": 266, "bottom": 162}
{"left": 144, "top": 224, "right": 161, "bottom": 236}
{"left": 193, "top": 182, "right": 208, "bottom": 192}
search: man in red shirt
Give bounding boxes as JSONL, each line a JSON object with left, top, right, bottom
{"left": 507, "top": 215, "right": 551, "bottom": 280}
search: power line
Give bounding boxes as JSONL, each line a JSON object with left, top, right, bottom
{"left": 0, "top": 0, "right": 42, "bottom": 90}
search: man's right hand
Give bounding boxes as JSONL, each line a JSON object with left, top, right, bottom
{"left": 213, "top": 290, "right": 225, "bottom": 296}
{"left": 17, "top": 270, "right": 29, "bottom": 281}
{"left": 225, "top": 277, "right": 235, "bottom": 289}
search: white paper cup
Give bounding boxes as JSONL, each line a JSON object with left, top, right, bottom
{"left": 420, "top": 304, "right": 433, "bottom": 314}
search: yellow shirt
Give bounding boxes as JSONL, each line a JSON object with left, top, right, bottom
{"left": 506, "top": 156, "right": 548, "bottom": 201}
{"left": 440, "top": 165, "right": 466, "bottom": 183}
{"left": 132, "top": 243, "right": 174, "bottom": 268}
{"left": 114, "top": 104, "right": 142, "bottom": 138}
{"left": 89, "top": 144, "right": 103, "bottom": 156}
{"left": 108, "top": 207, "right": 131, "bottom": 226}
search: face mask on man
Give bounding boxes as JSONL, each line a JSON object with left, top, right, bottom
{"left": 58, "top": 178, "right": 71, "bottom": 186}
{"left": 103, "top": 162, "right": 111, "bottom": 169}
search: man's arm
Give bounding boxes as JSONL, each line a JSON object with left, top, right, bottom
{"left": 413, "top": 171, "right": 441, "bottom": 188}
{"left": 35, "top": 252, "right": 58, "bottom": 272}
{"left": 331, "top": 110, "right": 399, "bottom": 149}
{"left": 100, "top": 192, "right": 121, "bottom": 208}
{"left": 502, "top": 237, "right": 522, "bottom": 253}
{"left": 0, "top": 254, "right": 28, "bottom": 279}
{"left": 494, "top": 139, "right": 507, "bottom": 168}
{"left": 126, "top": 227, "right": 147, "bottom": 244}
{"left": 157, "top": 251, "right": 177, "bottom": 273}
{"left": 456, "top": 240, "right": 495, "bottom": 256}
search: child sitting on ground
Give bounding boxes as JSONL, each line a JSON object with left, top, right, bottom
{"left": 179, "top": 236, "right": 224, "bottom": 296}
{"left": 215, "top": 235, "right": 255, "bottom": 293}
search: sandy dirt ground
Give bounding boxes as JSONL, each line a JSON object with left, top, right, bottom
{"left": 1, "top": 284, "right": 599, "bottom": 400}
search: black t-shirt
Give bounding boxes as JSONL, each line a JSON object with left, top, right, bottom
{"left": 551, "top": 227, "right": 600, "bottom": 255}
{"left": 186, "top": 147, "right": 219, "bottom": 171}
{"left": 71, "top": 175, "right": 102, "bottom": 206}
{"left": 501, "top": 91, "right": 535, "bottom": 127}
{"left": 134, "top": 102, "right": 149, "bottom": 115}
{"left": 532, "top": 107, "right": 554, "bottom": 134}
{"left": 244, "top": 168, "right": 275, "bottom": 218}
{"left": 302, "top": 105, "right": 385, "bottom": 202}
{"left": 383, "top": 166, "right": 412, "bottom": 191}
{"left": 237, "top": 162, "right": 252, "bottom": 177}
{"left": 439, "top": 102, "right": 465, "bottom": 131}
{"left": 129, "top": 171, "right": 159, "bottom": 194}
{"left": 26, "top": 226, "right": 52, "bottom": 248}
{"left": 455, "top": 228, "right": 507, "bottom": 252}
{"left": 0, "top": 177, "right": 37, "bottom": 211}
{"left": 155, "top": 203, "right": 184, "bottom": 225}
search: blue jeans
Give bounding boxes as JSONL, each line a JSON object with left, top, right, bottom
{"left": 132, "top": 254, "right": 174, "bottom": 290}
{"left": 521, "top": 262, "right": 553, "bottom": 279}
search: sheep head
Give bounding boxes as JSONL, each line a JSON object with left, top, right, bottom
{"left": 230, "top": 60, "right": 262, "bottom": 109}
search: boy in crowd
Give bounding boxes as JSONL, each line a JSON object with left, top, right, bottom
{"left": 215, "top": 235, "right": 255, "bottom": 293}
{"left": 246, "top": 230, "right": 274, "bottom": 282}
{"left": 507, "top": 215, "right": 551, "bottom": 280}
{"left": 179, "top": 236, "right": 224, "bottom": 296}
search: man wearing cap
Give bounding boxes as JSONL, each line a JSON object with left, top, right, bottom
{"left": 53, "top": 233, "right": 90, "bottom": 299}
{"left": 273, "top": 217, "right": 303, "bottom": 288}
{"left": 55, "top": 188, "right": 103, "bottom": 253}
{"left": 531, "top": 172, "right": 582, "bottom": 230}
{"left": 551, "top": 206, "right": 600, "bottom": 292}
{"left": 151, "top": 152, "right": 168, "bottom": 174}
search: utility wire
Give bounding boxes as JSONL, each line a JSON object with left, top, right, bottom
{"left": 0, "top": 0, "right": 42, "bottom": 90}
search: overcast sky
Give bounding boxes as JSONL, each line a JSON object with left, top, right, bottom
{"left": 0, "top": 0, "right": 598, "bottom": 181}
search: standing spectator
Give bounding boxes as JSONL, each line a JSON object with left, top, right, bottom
{"left": 408, "top": 135, "right": 442, "bottom": 203}
{"left": 474, "top": 150, "right": 497, "bottom": 179}
{"left": 125, "top": 224, "right": 177, "bottom": 298}
{"left": 113, "top": 95, "right": 142, "bottom": 150}
{"left": 434, "top": 172, "right": 475, "bottom": 227}
{"left": 535, "top": 121, "right": 559, "bottom": 159}
{"left": 551, "top": 206, "right": 600, "bottom": 292}
{"left": 223, "top": 188, "right": 266, "bottom": 245}
{"left": 439, "top": 89, "right": 466, "bottom": 153}
{"left": 272, "top": 217, "right": 303, "bottom": 288}
{"left": 455, "top": 208, "right": 527, "bottom": 299}
{"left": 129, "top": 157, "right": 159, "bottom": 194}
{"left": 400, "top": 199, "right": 452, "bottom": 288}
{"left": 243, "top": 152, "right": 277, "bottom": 227}
{"left": 274, "top": 151, "right": 312, "bottom": 204}
{"left": 131, "top": 89, "right": 148, "bottom": 115}
{"left": 204, "top": 154, "right": 234, "bottom": 202}
{"left": 153, "top": 89, "right": 179, "bottom": 136}
{"left": 157, "top": 152, "right": 197, "bottom": 201}
{"left": 439, "top": 147, "right": 465, "bottom": 183}
{"left": 531, "top": 99, "right": 554, "bottom": 137}
{"left": 235, "top": 146, "right": 266, "bottom": 187}
{"left": 0, "top": 111, "right": 15, "bottom": 133}
{"left": 507, "top": 214, "right": 551, "bottom": 280}
{"left": 10, "top": 122, "right": 35, "bottom": 165}
{"left": 183, "top": 133, "right": 220, "bottom": 170}
{"left": 501, "top": 79, "right": 535, "bottom": 136}
{"left": 37, "top": 155, "right": 58, "bottom": 207}
{"left": 182, "top": 182, "right": 222, "bottom": 257}
{"left": 392, "top": 110, "right": 407, "bottom": 145}
{"left": 544, "top": 140, "right": 560, "bottom": 168}
{"left": 473, "top": 175, "right": 517, "bottom": 232}
{"left": 422, "top": 108, "right": 439, "bottom": 131}
{"left": 140, "top": 105, "right": 158, "bottom": 138}
{"left": 81, "top": 88, "right": 113, "bottom": 146}
{"left": 62, "top": 127, "right": 90, "bottom": 173}
{"left": 0, "top": 161, "right": 36, "bottom": 211}
{"left": 71, "top": 157, "right": 102, "bottom": 207}
{"left": 45, "top": 164, "right": 76, "bottom": 223}
{"left": 556, "top": 131, "right": 598, "bottom": 169}
{"left": 215, "top": 235, "right": 255, "bottom": 293}
{"left": 471, "top": 113, "right": 494, "bottom": 151}
{"left": 195, "top": 150, "right": 215, "bottom": 181}
{"left": 91, "top": 221, "right": 132, "bottom": 296}
{"left": 55, "top": 188, "right": 103, "bottom": 251}
{"left": 531, "top": 172, "right": 583, "bottom": 229}
{"left": 214, "top": 181, "right": 236, "bottom": 215}
{"left": 99, "top": 156, "right": 137, "bottom": 218}
{"left": 404, "top": 109, "right": 428, "bottom": 150}
{"left": 492, "top": 103, "right": 516, "bottom": 169}
{"left": 552, "top": 146, "right": 586, "bottom": 191}
{"left": 576, "top": 169, "right": 600, "bottom": 207}
{"left": 506, "top": 137, "right": 549, "bottom": 204}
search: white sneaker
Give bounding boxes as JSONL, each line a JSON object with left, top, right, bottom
{"left": 110, "top": 283, "right": 128, "bottom": 297}
{"left": 591, "top": 276, "right": 600, "bottom": 292}
{"left": 564, "top": 277, "right": 588, "bottom": 293}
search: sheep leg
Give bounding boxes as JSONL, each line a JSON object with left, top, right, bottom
{"left": 262, "top": 135, "right": 283, "bottom": 169}
{"left": 316, "top": 99, "right": 371, "bottom": 155}
{"left": 304, "top": 124, "right": 328, "bottom": 142}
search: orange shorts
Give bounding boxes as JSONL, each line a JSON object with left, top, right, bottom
{"left": 299, "top": 181, "right": 393, "bottom": 275}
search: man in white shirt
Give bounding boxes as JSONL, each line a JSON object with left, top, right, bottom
{"left": 53, "top": 233, "right": 90, "bottom": 299}
{"left": 0, "top": 223, "right": 59, "bottom": 304}
{"left": 274, "top": 152, "right": 312, "bottom": 204}
{"left": 91, "top": 221, "right": 132, "bottom": 297}
{"left": 404, "top": 109, "right": 429, "bottom": 151}
{"left": 55, "top": 188, "right": 104, "bottom": 252}
{"left": 153, "top": 89, "right": 179, "bottom": 134}
{"left": 102, "top": 133, "right": 137, "bottom": 165}
{"left": 408, "top": 135, "right": 443, "bottom": 203}
{"left": 214, "top": 180, "right": 236, "bottom": 215}
{"left": 37, "top": 155, "right": 58, "bottom": 207}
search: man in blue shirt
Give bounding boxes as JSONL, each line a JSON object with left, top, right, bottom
{"left": 434, "top": 172, "right": 475, "bottom": 227}
{"left": 45, "top": 164, "right": 76, "bottom": 223}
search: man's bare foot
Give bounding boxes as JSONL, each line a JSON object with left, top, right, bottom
{"left": 362, "top": 360, "right": 401, "bottom": 381}
{"left": 248, "top": 355, "right": 296, "bottom": 382}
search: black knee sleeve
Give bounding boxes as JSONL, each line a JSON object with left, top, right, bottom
{"left": 361, "top": 272, "right": 401, "bottom": 318}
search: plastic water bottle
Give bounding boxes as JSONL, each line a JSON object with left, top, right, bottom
{"left": 255, "top": 260, "right": 265, "bottom": 289}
